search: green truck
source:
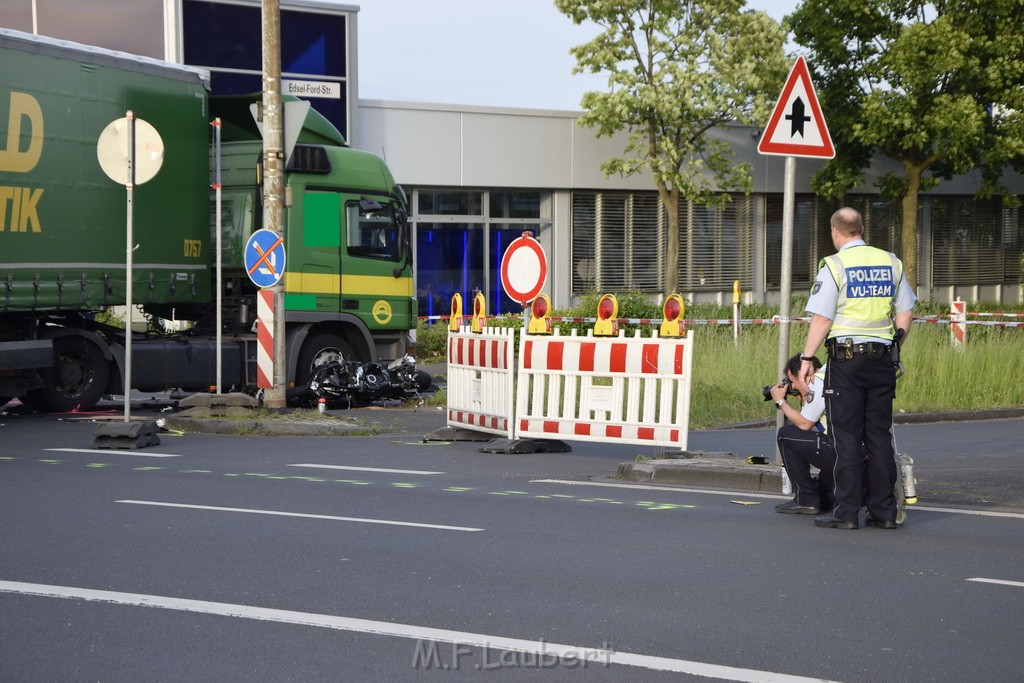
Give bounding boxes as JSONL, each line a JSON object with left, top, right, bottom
{"left": 0, "top": 28, "right": 416, "bottom": 411}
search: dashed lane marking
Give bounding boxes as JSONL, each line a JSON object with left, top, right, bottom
{"left": 289, "top": 464, "right": 445, "bottom": 475}
{"left": 46, "top": 447, "right": 182, "bottom": 458}
{"left": 115, "top": 500, "right": 484, "bottom": 532}
{"left": 0, "top": 458, "right": 693, "bottom": 512}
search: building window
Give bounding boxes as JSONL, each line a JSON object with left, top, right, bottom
{"left": 410, "top": 189, "right": 551, "bottom": 319}
{"left": 182, "top": 0, "right": 349, "bottom": 139}
{"left": 931, "top": 197, "right": 1023, "bottom": 285}
{"left": 679, "top": 197, "right": 753, "bottom": 291}
{"left": 765, "top": 195, "right": 817, "bottom": 289}
{"left": 571, "top": 192, "right": 664, "bottom": 294}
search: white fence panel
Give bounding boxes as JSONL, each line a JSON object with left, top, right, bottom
{"left": 515, "top": 328, "right": 694, "bottom": 450}
{"left": 446, "top": 326, "right": 515, "bottom": 438}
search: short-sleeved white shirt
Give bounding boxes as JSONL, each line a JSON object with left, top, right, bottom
{"left": 800, "top": 369, "right": 826, "bottom": 431}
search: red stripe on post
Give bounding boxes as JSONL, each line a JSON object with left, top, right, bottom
{"left": 574, "top": 423, "right": 591, "bottom": 436}
{"left": 638, "top": 427, "right": 654, "bottom": 440}
{"left": 523, "top": 340, "right": 534, "bottom": 369}
{"left": 606, "top": 425, "right": 622, "bottom": 438}
{"left": 674, "top": 344, "right": 685, "bottom": 374}
{"left": 543, "top": 421, "right": 560, "bottom": 433}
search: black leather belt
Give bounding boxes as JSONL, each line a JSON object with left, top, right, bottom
{"left": 827, "top": 338, "right": 892, "bottom": 360}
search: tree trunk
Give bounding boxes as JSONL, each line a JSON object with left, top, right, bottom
{"left": 658, "top": 183, "right": 679, "bottom": 296}
{"left": 900, "top": 162, "right": 923, "bottom": 293}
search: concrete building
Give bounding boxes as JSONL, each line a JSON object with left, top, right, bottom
{"left": 4, "top": 0, "right": 1021, "bottom": 315}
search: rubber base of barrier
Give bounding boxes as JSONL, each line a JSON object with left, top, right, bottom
{"left": 92, "top": 420, "right": 161, "bottom": 449}
{"left": 424, "top": 426, "right": 495, "bottom": 442}
{"left": 480, "top": 438, "right": 572, "bottom": 454}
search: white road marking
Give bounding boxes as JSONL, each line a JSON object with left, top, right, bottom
{"left": 289, "top": 463, "right": 445, "bottom": 475}
{"left": 46, "top": 447, "right": 181, "bottom": 458}
{"left": 115, "top": 500, "right": 483, "bottom": 532}
{"left": 0, "top": 580, "right": 839, "bottom": 682}
{"left": 532, "top": 480, "right": 1024, "bottom": 519}
{"left": 967, "top": 578, "right": 1024, "bottom": 589}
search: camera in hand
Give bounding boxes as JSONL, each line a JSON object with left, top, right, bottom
{"left": 762, "top": 377, "right": 800, "bottom": 401}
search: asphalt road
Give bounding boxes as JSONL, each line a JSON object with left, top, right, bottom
{"left": 2, "top": 412, "right": 1023, "bottom": 682}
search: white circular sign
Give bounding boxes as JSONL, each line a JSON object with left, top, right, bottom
{"left": 500, "top": 234, "right": 548, "bottom": 303}
{"left": 97, "top": 116, "right": 164, "bottom": 185}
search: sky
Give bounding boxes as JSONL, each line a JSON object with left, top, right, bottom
{"left": 355, "top": 0, "right": 798, "bottom": 111}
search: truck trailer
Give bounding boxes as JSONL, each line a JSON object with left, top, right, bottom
{"left": 0, "top": 28, "right": 416, "bottom": 411}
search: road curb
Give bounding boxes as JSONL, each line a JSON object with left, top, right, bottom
{"left": 616, "top": 454, "right": 785, "bottom": 493}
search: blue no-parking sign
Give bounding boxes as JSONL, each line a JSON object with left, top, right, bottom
{"left": 244, "top": 229, "right": 286, "bottom": 288}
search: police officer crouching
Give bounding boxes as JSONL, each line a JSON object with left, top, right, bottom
{"left": 799, "top": 207, "right": 916, "bottom": 530}
{"left": 772, "top": 354, "right": 835, "bottom": 515}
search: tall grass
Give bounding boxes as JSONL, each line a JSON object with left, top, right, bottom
{"left": 417, "top": 296, "right": 1024, "bottom": 428}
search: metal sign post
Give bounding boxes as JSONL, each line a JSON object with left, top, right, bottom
{"left": 213, "top": 117, "right": 223, "bottom": 393}
{"left": 758, "top": 57, "right": 835, "bottom": 468}
{"left": 96, "top": 112, "right": 164, "bottom": 422}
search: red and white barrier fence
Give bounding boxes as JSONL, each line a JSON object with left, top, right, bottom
{"left": 515, "top": 328, "right": 694, "bottom": 450}
{"left": 446, "top": 326, "right": 515, "bottom": 438}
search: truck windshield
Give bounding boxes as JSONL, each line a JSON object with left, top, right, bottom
{"left": 346, "top": 198, "right": 401, "bottom": 261}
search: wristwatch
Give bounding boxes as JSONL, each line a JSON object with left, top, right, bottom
{"left": 775, "top": 400, "right": 784, "bottom": 410}
{"left": 799, "top": 355, "right": 815, "bottom": 362}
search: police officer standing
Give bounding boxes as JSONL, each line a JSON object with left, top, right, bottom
{"left": 799, "top": 207, "right": 916, "bottom": 530}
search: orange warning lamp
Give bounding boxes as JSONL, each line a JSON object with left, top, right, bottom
{"left": 449, "top": 293, "right": 464, "bottom": 331}
{"left": 593, "top": 293, "right": 618, "bottom": 336}
{"left": 660, "top": 294, "right": 686, "bottom": 337}
{"left": 471, "top": 292, "right": 487, "bottom": 333}
{"left": 527, "top": 294, "right": 552, "bottom": 334}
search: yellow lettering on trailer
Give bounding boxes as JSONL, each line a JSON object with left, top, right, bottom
{"left": 0, "top": 186, "right": 43, "bottom": 232}
{"left": 184, "top": 239, "right": 202, "bottom": 257}
{"left": 0, "top": 92, "right": 44, "bottom": 173}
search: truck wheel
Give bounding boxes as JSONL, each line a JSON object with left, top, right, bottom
{"left": 296, "top": 334, "right": 356, "bottom": 385}
{"left": 22, "top": 337, "right": 110, "bottom": 413}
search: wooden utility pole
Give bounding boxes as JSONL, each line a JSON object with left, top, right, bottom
{"left": 261, "top": 0, "right": 287, "bottom": 408}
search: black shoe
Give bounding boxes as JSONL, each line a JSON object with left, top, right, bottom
{"left": 814, "top": 514, "right": 858, "bottom": 530}
{"left": 865, "top": 513, "right": 898, "bottom": 529}
{"left": 775, "top": 500, "right": 821, "bottom": 515}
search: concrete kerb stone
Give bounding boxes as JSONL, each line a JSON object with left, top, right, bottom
{"left": 616, "top": 451, "right": 785, "bottom": 493}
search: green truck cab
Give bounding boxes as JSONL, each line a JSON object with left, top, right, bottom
{"left": 0, "top": 28, "right": 416, "bottom": 411}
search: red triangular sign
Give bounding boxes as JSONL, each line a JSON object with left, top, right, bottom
{"left": 758, "top": 56, "right": 834, "bottom": 159}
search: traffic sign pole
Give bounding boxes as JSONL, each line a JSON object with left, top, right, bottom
{"left": 758, "top": 57, "right": 834, "bottom": 467}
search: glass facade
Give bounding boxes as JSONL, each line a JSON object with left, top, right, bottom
{"left": 182, "top": 0, "right": 350, "bottom": 140}
{"left": 410, "top": 189, "right": 552, "bottom": 319}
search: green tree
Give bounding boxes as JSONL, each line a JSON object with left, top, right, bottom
{"left": 556, "top": 0, "right": 787, "bottom": 295}
{"left": 788, "top": 0, "right": 1024, "bottom": 290}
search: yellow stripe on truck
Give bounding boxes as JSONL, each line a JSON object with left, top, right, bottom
{"left": 284, "top": 272, "right": 414, "bottom": 297}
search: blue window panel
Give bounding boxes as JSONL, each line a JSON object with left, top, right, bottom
{"left": 281, "top": 12, "right": 347, "bottom": 76}
{"left": 183, "top": 1, "right": 262, "bottom": 71}
{"left": 416, "top": 225, "right": 484, "bottom": 321}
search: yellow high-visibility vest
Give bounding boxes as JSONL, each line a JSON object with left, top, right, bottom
{"left": 820, "top": 245, "right": 902, "bottom": 341}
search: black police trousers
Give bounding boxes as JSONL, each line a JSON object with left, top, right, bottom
{"left": 823, "top": 352, "right": 899, "bottom": 523}
{"left": 777, "top": 424, "right": 836, "bottom": 510}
